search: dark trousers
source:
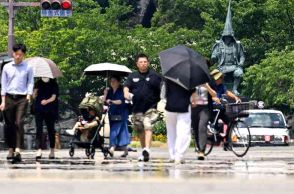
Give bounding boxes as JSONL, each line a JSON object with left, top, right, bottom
{"left": 3, "top": 96, "right": 28, "bottom": 149}
{"left": 35, "top": 111, "right": 56, "bottom": 149}
{"left": 191, "top": 106, "right": 210, "bottom": 152}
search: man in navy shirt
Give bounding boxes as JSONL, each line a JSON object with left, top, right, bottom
{"left": 210, "top": 69, "right": 240, "bottom": 150}
{"left": 211, "top": 69, "right": 240, "bottom": 104}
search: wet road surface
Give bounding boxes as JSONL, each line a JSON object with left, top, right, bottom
{"left": 1, "top": 146, "right": 294, "bottom": 194}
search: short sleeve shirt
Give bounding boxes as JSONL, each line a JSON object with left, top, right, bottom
{"left": 106, "top": 87, "right": 128, "bottom": 120}
{"left": 124, "top": 69, "right": 162, "bottom": 113}
{"left": 34, "top": 79, "right": 59, "bottom": 114}
{"left": 216, "top": 84, "right": 227, "bottom": 99}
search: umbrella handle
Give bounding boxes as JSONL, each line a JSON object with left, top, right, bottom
{"left": 106, "top": 71, "right": 108, "bottom": 88}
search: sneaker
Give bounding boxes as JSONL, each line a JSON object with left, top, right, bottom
{"left": 138, "top": 155, "right": 144, "bottom": 162}
{"left": 198, "top": 152, "right": 205, "bottom": 160}
{"left": 36, "top": 150, "right": 42, "bottom": 160}
{"left": 174, "top": 159, "right": 185, "bottom": 165}
{"left": 13, "top": 152, "right": 22, "bottom": 163}
{"left": 6, "top": 153, "right": 14, "bottom": 160}
{"left": 120, "top": 152, "right": 128, "bottom": 158}
{"left": 108, "top": 147, "right": 114, "bottom": 157}
{"left": 168, "top": 159, "right": 175, "bottom": 163}
{"left": 121, "top": 148, "right": 128, "bottom": 158}
{"left": 142, "top": 149, "right": 150, "bottom": 162}
{"left": 66, "top": 129, "right": 75, "bottom": 136}
{"left": 49, "top": 150, "right": 55, "bottom": 159}
{"left": 49, "top": 153, "right": 55, "bottom": 159}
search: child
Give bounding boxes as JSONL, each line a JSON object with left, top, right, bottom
{"left": 66, "top": 108, "right": 99, "bottom": 142}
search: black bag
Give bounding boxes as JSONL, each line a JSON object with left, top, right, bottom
{"left": 109, "top": 115, "right": 122, "bottom": 121}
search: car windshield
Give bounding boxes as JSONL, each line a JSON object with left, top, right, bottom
{"left": 242, "top": 112, "right": 286, "bottom": 128}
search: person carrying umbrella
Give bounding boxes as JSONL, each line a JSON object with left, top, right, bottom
{"left": 104, "top": 75, "right": 130, "bottom": 158}
{"left": 25, "top": 56, "right": 62, "bottom": 159}
{"left": 161, "top": 79, "right": 195, "bottom": 164}
{"left": 159, "top": 45, "right": 211, "bottom": 164}
{"left": 124, "top": 54, "right": 162, "bottom": 162}
{"left": 33, "top": 77, "right": 59, "bottom": 160}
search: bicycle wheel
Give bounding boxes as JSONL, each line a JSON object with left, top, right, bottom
{"left": 195, "top": 135, "right": 214, "bottom": 156}
{"left": 228, "top": 120, "right": 251, "bottom": 157}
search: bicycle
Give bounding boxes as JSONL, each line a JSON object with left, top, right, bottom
{"left": 195, "top": 101, "right": 254, "bottom": 157}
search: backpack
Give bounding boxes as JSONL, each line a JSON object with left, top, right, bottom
{"left": 78, "top": 94, "right": 103, "bottom": 118}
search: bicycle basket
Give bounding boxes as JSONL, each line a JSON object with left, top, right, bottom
{"left": 225, "top": 102, "right": 254, "bottom": 120}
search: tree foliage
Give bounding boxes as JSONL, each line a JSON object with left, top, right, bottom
{"left": 0, "top": 0, "right": 293, "bottom": 112}
{"left": 242, "top": 50, "right": 294, "bottom": 112}
{"left": 154, "top": 0, "right": 294, "bottom": 65}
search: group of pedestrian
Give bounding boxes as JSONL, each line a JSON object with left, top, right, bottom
{"left": 0, "top": 43, "right": 240, "bottom": 164}
{"left": 120, "top": 54, "right": 240, "bottom": 163}
{"left": 0, "top": 43, "right": 59, "bottom": 162}
{"left": 103, "top": 53, "right": 240, "bottom": 164}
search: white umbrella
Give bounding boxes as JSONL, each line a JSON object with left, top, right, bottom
{"left": 25, "top": 57, "right": 63, "bottom": 78}
{"left": 84, "top": 63, "right": 132, "bottom": 77}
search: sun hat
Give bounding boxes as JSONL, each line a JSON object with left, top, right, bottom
{"left": 210, "top": 69, "right": 223, "bottom": 81}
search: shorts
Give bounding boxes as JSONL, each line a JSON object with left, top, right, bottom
{"left": 132, "top": 108, "right": 159, "bottom": 131}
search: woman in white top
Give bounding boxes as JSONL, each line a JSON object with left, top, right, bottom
{"left": 191, "top": 83, "right": 216, "bottom": 160}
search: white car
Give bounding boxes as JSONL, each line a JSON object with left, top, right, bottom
{"left": 240, "top": 109, "right": 291, "bottom": 146}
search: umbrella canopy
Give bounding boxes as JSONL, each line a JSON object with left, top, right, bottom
{"left": 159, "top": 45, "right": 211, "bottom": 90}
{"left": 84, "top": 63, "right": 132, "bottom": 77}
{"left": 25, "top": 57, "right": 63, "bottom": 78}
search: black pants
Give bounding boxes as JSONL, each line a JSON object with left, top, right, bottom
{"left": 191, "top": 106, "right": 210, "bottom": 152}
{"left": 35, "top": 111, "right": 56, "bottom": 149}
{"left": 3, "top": 96, "right": 28, "bottom": 149}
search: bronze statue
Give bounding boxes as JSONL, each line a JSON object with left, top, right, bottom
{"left": 211, "top": 0, "right": 245, "bottom": 95}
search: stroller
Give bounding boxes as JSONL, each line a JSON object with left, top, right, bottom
{"left": 68, "top": 94, "right": 110, "bottom": 159}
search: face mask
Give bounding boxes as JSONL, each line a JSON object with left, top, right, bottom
{"left": 42, "top": 77, "right": 50, "bottom": 83}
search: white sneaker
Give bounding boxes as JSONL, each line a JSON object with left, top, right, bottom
{"left": 138, "top": 155, "right": 144, "bottom": 162}
{"left": 197, "top": 152, "right": 205, "bottom": 160}
{"left": 174, "top": 159, "right": 185, "bottom": 165}
{"left": 66, "top": 129, "right": 75, "bottom": 136}
{"left": 168, "top": 159, "right": 175, "bottom": 163}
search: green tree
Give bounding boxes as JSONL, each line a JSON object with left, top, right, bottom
{"left": 242, "top": 50, "right": 294, "bottom": 113}
{"left": 0, "top": 0, "right": 293, "bottom": 113}
{"left": 153, "top": 0, "right": 294, "bottom": 66}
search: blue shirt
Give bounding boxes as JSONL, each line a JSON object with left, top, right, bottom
{"left": 216, "top": 84, "right": 227, "bottom": 99}
{"left": 1, "top": 60, "right": 34, "bottom": 96}
{"left": 106, "top": 87, "right": 129, "bottom": 120}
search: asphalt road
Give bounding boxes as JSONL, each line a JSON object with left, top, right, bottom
{"left": 0, "top": 146, "right": 294, "bottom": 194}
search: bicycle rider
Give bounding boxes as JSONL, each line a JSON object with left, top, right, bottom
{"left": 210, "top": 69, "right": 241, "bottom": 149}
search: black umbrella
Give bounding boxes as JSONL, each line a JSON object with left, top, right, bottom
{"left": 159, "top": 45, "right": 211, "bottom": 90}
